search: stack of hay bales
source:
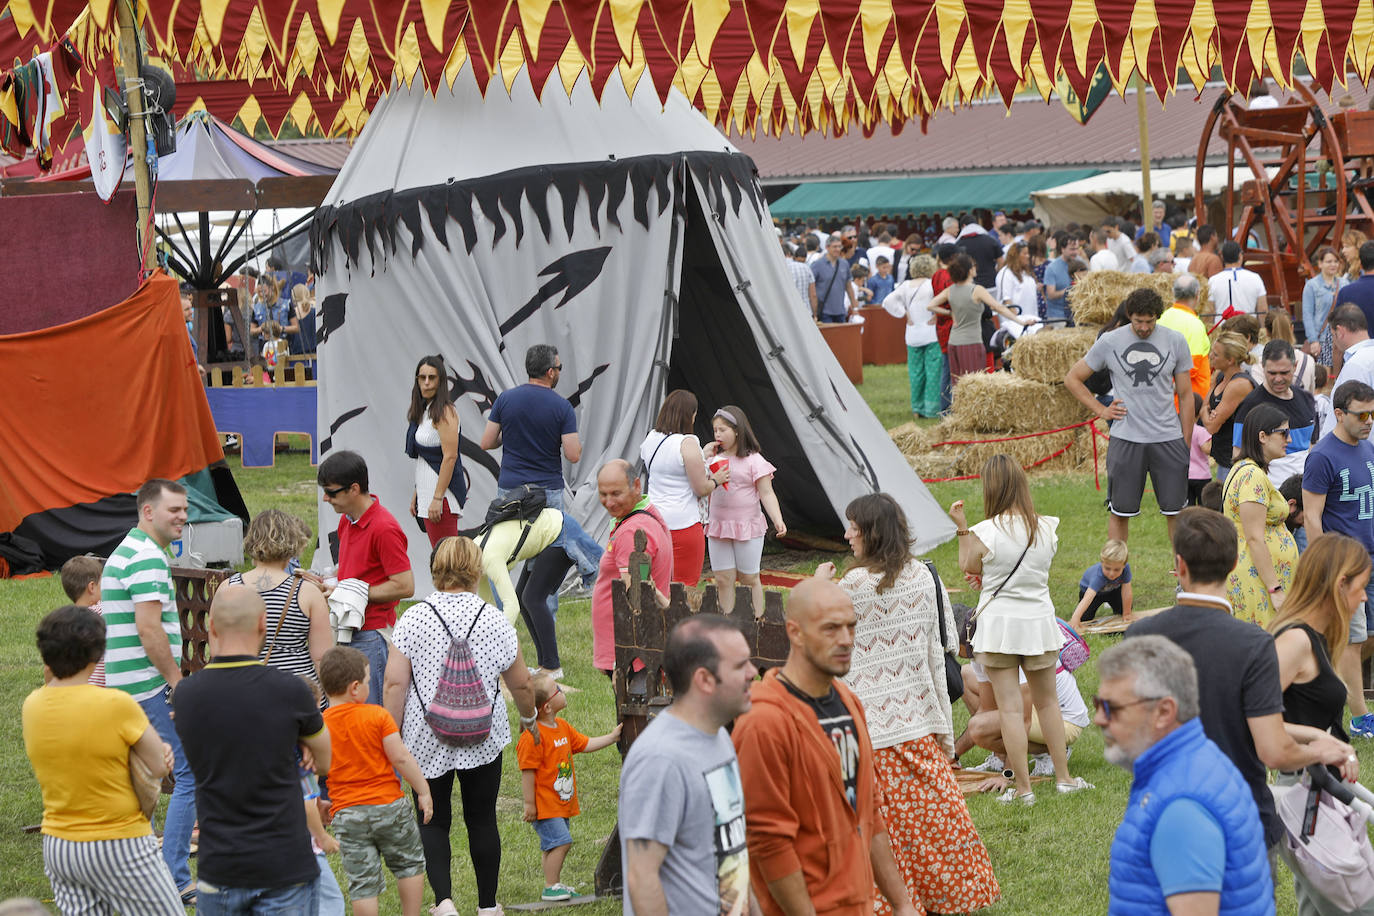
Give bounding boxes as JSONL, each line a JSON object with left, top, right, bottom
{"left": 1069, "top": 269, "right": 1212, "bottom": 326}
{"left": 890, "top": 326, "right": 1107, "bottom": 479}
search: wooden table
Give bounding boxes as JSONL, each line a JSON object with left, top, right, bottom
{"left": 818, "top": 321, "right": 863, "bottom": 385}
{"left": 857, "top": 306, "right": 907, "bottom": 365}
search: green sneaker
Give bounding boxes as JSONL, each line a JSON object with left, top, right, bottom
{"left": 541, "top": 885, "right": 573, "bottom": 902}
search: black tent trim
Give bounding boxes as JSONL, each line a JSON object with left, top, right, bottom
{"left": 309, "top": 150, "right": 764, "bottom": 274}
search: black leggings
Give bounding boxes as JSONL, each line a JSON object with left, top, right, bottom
{"left": 414, "top": 755, "right": 504, "bottom": 908}
{"left": 517, "top": 547, "right": 573, "bottom": 669}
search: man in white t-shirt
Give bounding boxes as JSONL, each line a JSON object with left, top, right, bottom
{"left": 1210, "top": 240, "right": 1268, "bottom": 315}
{"left": 954, "top": 619, "right": 1092, "bottom": 777}
{"left": 1088, "top": 228, "right": 1119, "bottom": 272}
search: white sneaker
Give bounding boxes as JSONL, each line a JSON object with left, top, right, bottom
{"left": 544, "top": 667, "right": 565, "bottom": 681}
{"left": 477, "top": 906, "right": 504, "bottom": 916}
{"left": 430, "top": 901, "right": 459, "bottom": 916}
{"left": 1030, "top": 754, "right": 1055, "bottom": 777}
{"left": 1056, "top": 776, "right": 1095, "bottom": 794}
{"left": 968, "top": 753, "right": 1005, "bottom": 773}
{"left": 995, "top": 787, "right": 1035, "bottom": 806}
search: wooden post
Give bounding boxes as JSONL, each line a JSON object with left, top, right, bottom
{"left": 1136, "top": 74, "right": 1153, "bottom": 233}
{"left": 115, "top": 0, "right": 154, "bottom": 275}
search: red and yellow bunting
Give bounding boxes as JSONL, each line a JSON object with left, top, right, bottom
{"left": 3, "top": 0, "right": 1373, "bottom": 138}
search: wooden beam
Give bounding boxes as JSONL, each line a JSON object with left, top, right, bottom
{"left": 115, "top": 0, "right": 153, "bottom": 274}
{"left": 0, "top": 176, "right": 335, "bottom": 212}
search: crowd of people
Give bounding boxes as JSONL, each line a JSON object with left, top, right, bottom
{"left": 20, "top": 200, "right": 1374, "bottom": 916}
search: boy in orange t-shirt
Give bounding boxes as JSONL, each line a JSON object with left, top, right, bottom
{"left": 320, "top": 646, "right": 433, "bottom": 916}
{"left": 517, "top": 673, "right": 621, "bottom": 902}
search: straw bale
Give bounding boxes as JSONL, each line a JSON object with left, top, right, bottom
{"left": 892, "top": 416, "right": 1108, "bottom": 480}
{"left": 888, "top": 421, "right": 931, "bottom": 455}
{"left": 1008, "top": 327, "right": 1099, "bottom": 384}
{"left": 948, "top": 372, "right": 1092, "bottom": 434}
{"left": 1069, "top": 270, "right": 1212, "bottom": 327}
{"left": 953, "top": 429, "right": 1080, "bottom": 476}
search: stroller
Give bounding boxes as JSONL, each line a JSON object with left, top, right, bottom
{"left": 1272, "top": 764, "right": 1374, "bottom": 911}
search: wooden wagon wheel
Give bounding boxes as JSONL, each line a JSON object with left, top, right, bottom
{"left": 1194, "top": 82, "right": 1348, "bottom": 304}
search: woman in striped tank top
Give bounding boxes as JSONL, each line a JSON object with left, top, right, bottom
{"left": 228, "top": 510, "right": 332, "bottom": 691}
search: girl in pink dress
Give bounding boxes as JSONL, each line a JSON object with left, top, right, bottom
{"left": 705, "top": 405, "right": 786, "bottom": 616}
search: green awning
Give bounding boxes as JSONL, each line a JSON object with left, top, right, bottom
{"left": 768, "top": 168, "right": 1103, "bottom": 220}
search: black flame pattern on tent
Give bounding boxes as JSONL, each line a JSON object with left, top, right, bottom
{"left": 309, "top": 151, "right": 763, "bottom": 273}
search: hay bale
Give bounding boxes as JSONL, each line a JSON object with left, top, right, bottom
{"left": 894, "top": 415, "right": 1107, "bottom": 481}
{"left": 1009, "top": 327, "right": 1099, "bottom": 384}
{"left": 888, "top": 421, "right": 931, "bottom": 455}
{"left": 953, "top": 429, "right": 1080, "bottom": 476}
{"left": 1069, "top": 270, "right": 1212, "bottom": 326}
{"left": 948, "top": 372, "right": 1092, "bottom": 434}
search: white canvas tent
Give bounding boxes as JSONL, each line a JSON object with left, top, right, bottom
{"left": 309, "top": 66, "right": 954, "bottom": 591}
{"left": 1031, "top": 166, "right": 1246, "bottom": 227}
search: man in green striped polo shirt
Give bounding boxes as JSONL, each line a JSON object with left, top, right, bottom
{"left": 101, "top": 478, "right": 197, "bottom": 903}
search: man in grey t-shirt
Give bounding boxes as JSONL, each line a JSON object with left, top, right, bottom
{"left": 1065, "top": 288, "right": 1193, "bottom": 544}
{"left": 619, "top": 615, "right": 761, "bottom": 916}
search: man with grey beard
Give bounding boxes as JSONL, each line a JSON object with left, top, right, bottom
{"left": 1095, "top": 635, "right": 1271, "bottom": 914}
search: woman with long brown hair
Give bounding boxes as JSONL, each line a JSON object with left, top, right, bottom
{"left": 949, "top": 455, "right": 1089, "bottom": 803}
{"left": 405, "top": 354, "right": 464, "bottom": 547}
{"left": 1302, "top": 245, "right": 1347, "bottom": 367}
{"left": 816, "top": 493, "right": 1000, "bottom": 915}
{"left": 994, "top": 242, "right": 1037, "bottom": 334}
{"left": 1342, "top": 228, "right": 1368, "bottom": 283}
{"left": 1267, "top": 533, "right": 1364, "bottom": 912}
{"left": 638, "top": 389, "right": 729, "bottom": 585}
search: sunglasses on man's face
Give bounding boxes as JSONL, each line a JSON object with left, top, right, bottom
{"left": 1091, "top": 695, "right": 1159, "bottom": 721}
{"left": 322, "top": 485, "right": 349, "bottom": 498}
{"left": 1342, "top": 410, "right": 1374, "bottom": 423}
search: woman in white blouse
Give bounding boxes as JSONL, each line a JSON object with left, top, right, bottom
{"left": 383, "top": 537, "right": 537, "bottom": 916}
{"left": 815, "top": 494, "right": 1000, "bottom": 915}
{"left": 638, "top": 389, "right": 730, "bottom": 585}
{"left": 950, "top": 454, "right": 1092, "bottom": 805}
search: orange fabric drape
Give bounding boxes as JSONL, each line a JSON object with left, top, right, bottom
{"left": 0, "top": 271, "right": 224, "bottom": 530}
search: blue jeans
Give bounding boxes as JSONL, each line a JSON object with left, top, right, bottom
{"left": 350, "top": 628, "right": 388, "bottom": 706}
{"left": 315, "top": 852, "right": 344, "bottom": 916}
{"left": 196, "top": 877, "right": 319, "bottom": 915}
{"left": 938, "top": 355, "right": 953, "bottom": 413}
{"left": 139, "top": 691, "right": 195, "bottom": 891}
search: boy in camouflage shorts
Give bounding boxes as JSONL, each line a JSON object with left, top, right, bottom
{"left": 320, "top": 647, "right": 433, "bottom": 916}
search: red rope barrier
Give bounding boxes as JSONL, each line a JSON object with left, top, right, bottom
{"left": 929, "top": 418, "right": 1098, "bottom": 448}
{"left": 920, "top": 418, "right": 1106, "bottom": 490}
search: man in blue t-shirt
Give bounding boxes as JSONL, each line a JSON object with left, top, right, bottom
{"left": 1043, "top": 231, "right": 1081, "bottom": 323}
{"left": 1302, "top": 379, "right": 1374, "bottom": 736}
{"left": 481, "top": 344, "right": 600, "bottom": 634}
{"left": 481, "top": 343, "right": 582, "bottom": 497}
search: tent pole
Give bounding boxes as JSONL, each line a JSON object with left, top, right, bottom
{"left": 1136, "top": 75, "right": 1153, "bottom": 233}
{"left": 116, "top": 0, "right": 154, "bottom": 276}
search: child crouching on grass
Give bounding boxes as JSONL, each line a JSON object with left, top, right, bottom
{"left": 320, "top": 647, "right": 433, "bottom": 916}
{"left": 518, "top": 673, "right": 622, "bottom": 902}
{"left": 1068, "top": 539, "right": 1133, "bottom": 628}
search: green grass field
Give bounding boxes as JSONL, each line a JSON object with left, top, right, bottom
{"left": 0, "top": 364, "right": 1323, "bottom": 914}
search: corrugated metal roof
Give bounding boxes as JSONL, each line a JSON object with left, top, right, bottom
{"left": 729, "top": 83, "right": 1374, "bottom": 183}
{"left": 264, "top": 137, "right": 353, "bottom": 170}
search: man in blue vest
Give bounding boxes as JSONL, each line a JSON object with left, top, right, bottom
{"left": 1097, "top": 635, "right": 1272, "bottom": 915}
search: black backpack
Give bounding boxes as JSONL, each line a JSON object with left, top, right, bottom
{"left": 476, "top": 485, "right": 548, "bottom": 564}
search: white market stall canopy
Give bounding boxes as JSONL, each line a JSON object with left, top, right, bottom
{"left": 1030, "top": 166, "right": 1245, "bottom": 228}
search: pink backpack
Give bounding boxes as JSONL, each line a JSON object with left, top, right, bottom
{"left": 411, "top": 601, "right": 495, "bottom": 747}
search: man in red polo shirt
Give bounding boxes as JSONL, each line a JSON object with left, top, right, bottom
{"left": 312, "top": 450, "right": 413, "bottom": 705}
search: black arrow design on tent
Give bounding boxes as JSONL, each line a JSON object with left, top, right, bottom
{"left": 497, "top": 246, "right": 612, "bottom": 352}
{"left": 318, "top": 292, "right": 347, "bottom": 345}
{"left": 319, "top": 405, "right": 367, "bottom": 454}
{"left": 449, "top": 359, "right": 500, "bottom": 414}
{"left": 566, "top": 363, "right": 610, "bottom": 409}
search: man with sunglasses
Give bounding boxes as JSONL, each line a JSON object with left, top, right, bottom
{"left": 1302, "top": 379, "right": 1374, "bottom": 736}
{"left": 1229, "top": 338, "right": 1318, "bottom": 484}
{"left": 1127, "top": 508, "right": 1353, "bottom": 883}
{"left": 1096, "top": 635, "right": 1272, "bottom": 915}
{"left": 312, "top": 450, "right": 413, "bottom": 706}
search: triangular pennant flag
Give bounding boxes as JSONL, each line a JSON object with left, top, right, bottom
{"left": 82, "top": 70, "right": 125, "bottom": 202}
